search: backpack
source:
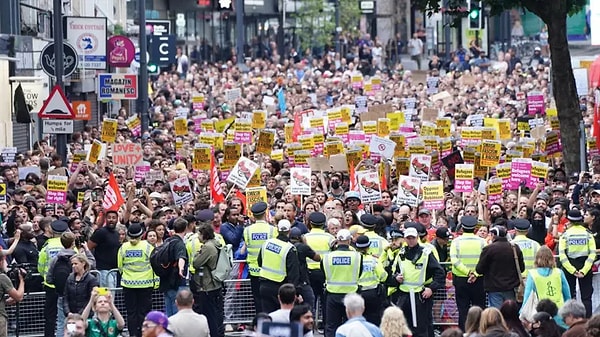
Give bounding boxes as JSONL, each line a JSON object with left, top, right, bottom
{"left": 150, "top": 238, "right": 177, "bottom": 277}
{"left": 211, "top": 243, "right": 233, "bottom": 283}
{"left": 53, "top": 255, "right": 73, "bottom": 296}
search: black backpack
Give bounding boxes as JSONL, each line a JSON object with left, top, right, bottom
{"left": 53, "top": 255, "right": 73, "bottom": 296}
{"left": 150, "top": 237, "right": 177, "bottom": 277}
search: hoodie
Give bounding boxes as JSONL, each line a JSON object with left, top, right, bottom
{"left": 46, "top": 248, "right": 96, "bottom": 286}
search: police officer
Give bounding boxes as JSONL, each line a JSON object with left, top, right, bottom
{"left": 242, "top": 201, "right": 276, "bottom": 313}
{"left": 304, "top": 212, "right": 334, "bottom": 309}
{"left": 355, "top": 235, "right": 387, "bottom": 325}
{"left": 360, "top": 214, "right": 388, "bottom": 258}
{"left": 450, "top": 216, "right": 486, "bottom": 331}
{"left": 381, "top": 229, "right": 404, "bottom": 305}
{"left": 258, "top": 219, "right": 300, "bottom": 314}
{"left": 511, "top": 219, "right": 540, "bottom": 277}
{"left": 38, "top": 220, "right": 69, "bottom": 337}
{"left": 405, "top": 222, "right": 440, "bottom": 261}
{"left": 559, "top": 209, "right": 596, "bottom": 317}
{"left": 289, "top": 227, "right": 318, "bottom": 312}
{"left": 117, "top": 223, "right": 154, "bottom": 337}
{"left": 321, "top": 229, "right": 362, "bottom": 337}
{"left": 391, "top": 227, "right": 445, "bottom": 337}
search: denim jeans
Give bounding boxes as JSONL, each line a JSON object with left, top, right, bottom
{"left": 164, "top": 286, "right": 189, "bottom": 317}
{"left": 56, "top": 296, "right": 65, "bottom": 337}
{"left": 98, "top": 269, "right": 117, "bottom": 288}
{"left": 488, "top": 290, "right": 516, "bottom": 308}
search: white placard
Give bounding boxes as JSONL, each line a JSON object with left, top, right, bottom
{"left": 369, "top": 136, "right": 397, "bottom": 159}
{"left": 357, "top": 171, "right": 382, "bottom": 203}
{"left": 289, "top": 168, "right": 311, "bottom": 196}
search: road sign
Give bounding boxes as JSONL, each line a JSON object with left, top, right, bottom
{"left": 149, "top": 35, "right": 176, "bottom": 66}
{"left": 43, "top": 120, "right": 74, "bottom": 134}
{"left": 40, "top": 42, "right": 78, "bottom": 78}
{"left": 38, "top": 85, "right": 76, "bottom": 119}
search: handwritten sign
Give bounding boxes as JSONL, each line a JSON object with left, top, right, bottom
{"left": 112, "top": 143, "right": 143, "bottom": 167}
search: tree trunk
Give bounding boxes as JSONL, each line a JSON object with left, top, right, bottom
{"left": 545, "top": 14, "right": 582, "bottom": 175}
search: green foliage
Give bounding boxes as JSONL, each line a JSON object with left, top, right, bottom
{"left": 113, "top": 24, "right": 124, "bottom": 36}
{"left": 294, "top": 0, "right": 361, "bottom": 51}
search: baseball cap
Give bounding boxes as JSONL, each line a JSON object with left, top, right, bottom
{"left": 277, "top": 219, "right": 291, "bottom": 232}
{"left": 435, "top": 227, "right": 452, "bottom": 240}
{"left": 404, "top": 227, "right": 418, "bottom": 238}
{"left": 144, "top": 311, "right": 169, "bottom": 330}
{"left": 337, "top": 229, "right": 352, "bottom": 241}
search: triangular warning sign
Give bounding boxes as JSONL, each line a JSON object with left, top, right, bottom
{"left": 38, "top": 85, "right": 75, "bottom": 119}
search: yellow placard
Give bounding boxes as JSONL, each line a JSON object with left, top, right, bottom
{"left": 298, "top": 134, "right": 315, "bottom": 151}
{"left": 223, "top": 142, "right": 241, "bottom": 169}
{"left": 199, "top": 133, "right": 216, "bottom": 146}
{"left": 284, "top": 123, "right": 294, "bottom": 143}
{"left": 252, "top": 110, "right": 267, "bottom": 129}
{"left": 47, "top": 176, "right": 68, "bottom": 192}
{"left": 455, "top": 164, "right": 474, "bottom": 180}
{"left": 346, "top": 150, "right": 363, "bottom": 168}
{"left": 487, "top": 179, "right": 503, "bottom": 195}
{"left": 309, "top": 117, "right": 325, "bottom": 132}
{"left": 422, "top": 181, "right": 444, "bottom": 201}
{"left": 101, "top": 119, "right": 118, "bottom": 143}
{"left": 362, "top": 121, "right": 377, "bottom": 134}
{"left": 256, "top": 130, "right": 275, "bottom": 155}
{"left": 341, "top": 107, "right": 351, "bottom": 123}
{"left": 481, "top": 127, "right": 497, "bottom": 140}
{"left": 328, "top": 109, "right": 342, "bottom": 121}
{"left": 88, "top": 140, "right": 103, "bottom": 164}
{"left": 245, "top": 187, "right": 268, "bottom": 215}
{"left": 193, "top": 146, "right": 211, "bottom": 170}
{"left": 408, "top": 142, "right": 427, "bottom": 155}
{"left": 313, "top": 133, "right": 324, "bottom": 145}
{"left": 480, "top": 140, "right": 501, "bottom": 167}
{"left": 174, "top": 117, "right": 188, "bottom": 136}
{"left": 395, "top": 158, "right": 410, "bottom": 178}
{"left": 546, "top": 108, "right": 557, "bottom": 117}
{"left": 335, "top": 123, "right": 349, "bottom": 136}
{"left": 420, "top": 122, "right": 437, "bottom": 137}
{"left": 294, "top": 150, "right": 310, "bottom": 165}
{"left": 325, "top": 141, "right": 344, "bottom": 157}
{"left": 271, "top": 149, "right": 284, "bottom": 161}
{"left": 215, "top": 118, "right": 234, "bottom": 133}
{"left": 531, "top": 161, "right": 549, "bottom": 180}
{"left": 387, "top": 111, "right": 405, "bottom": 131}
{"left": 378, "top": 118, "right": 391, "bottom": 136}
{"left": 247, "top": 168, "right": 261, "bottom": 188}
{"left": 201, "top": 119, "right": 214, "bottom": 131}
{"left": 234, "top": 118, "right": 252, "bottom": 132}
{"left": 498, "top": 119, "right": 511, "bottom": 140}
{"left": 175, "top": 138, "right": 183, "bottom": 152}
{"left": 389, "top": 133, "right": 406, "bottom": 157}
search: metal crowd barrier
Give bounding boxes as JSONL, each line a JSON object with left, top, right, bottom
{"left": 9, "top": 261, "right": 463, "bottom": 336}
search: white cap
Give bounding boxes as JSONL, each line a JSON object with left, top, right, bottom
{"left": 337, "top": 229, "right": 352, "bottom": 241}
{"left": 149, "top": 192, "right": 162, "bottom": 199}
{"left": 404, "top": 227, "right": 419, "bottom": 238}
{"left": 277, "top": 219, "right": 291, "bottom": 232}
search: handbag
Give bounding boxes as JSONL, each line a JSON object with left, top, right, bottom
{"left": 511, "top": 244, "right": 525, "bottom": 302}
{"left": 519, "top": 290, "right": 539, "bottom": 322}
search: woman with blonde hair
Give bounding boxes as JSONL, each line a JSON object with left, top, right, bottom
{"left": 380, "top": 306, "right": 412, "bottom": 337}
{"left": 479, "top": 307, "right": 517, "bottom": 337}
{"left": 63, "top": 253, "right": 99, "bottom": 316}
{"left": 464, "top": 306, "right": 483, "bottom": 337}
{"left": 520, "top": 246, "right": 570, "bottom": 321}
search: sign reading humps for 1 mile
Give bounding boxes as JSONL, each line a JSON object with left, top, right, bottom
{"left": 46, "top": 175, "right": 68, "bottom": 204}
{"left": 112, "top": 143, "right": 143, "bottom": 167}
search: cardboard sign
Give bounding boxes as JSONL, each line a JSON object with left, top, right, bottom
{"left": 170, "top": 176, "right": 193, "bottom": 206}
{"left": 227, "top": 157, "right": 259, "bottom": 189}
{"left": 46, "top": 175, "right": 68, "bottom": 204}
{"left": 397, "top": 175, "right": 420, "bottom": 207}
{"left": 101, "top": 119, "right": 118, "bottom": 143}
{"left": 421, "top": 108, "right": 438, "bottom": 123}
{"left": 112, "top": 143, "right": 143, "bottom": 167}
{"left": 421, "top": 180, "right": 444, "bottom": 210}
{"left": 290, "top": 167, "right": 311, "bottom": 195}
{"left": 357, "top": 171, "right": 382, "bottom": 203}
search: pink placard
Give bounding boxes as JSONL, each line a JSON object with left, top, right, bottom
{"left": 46, "top": 191, "right": 66, "bottom": 204}
{"left": 527, "top": 94, "right": 545, "bottom": 115}
{"left": 510, "top": 160, "right": 532, "bottom": 190}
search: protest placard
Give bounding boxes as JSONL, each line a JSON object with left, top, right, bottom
{"left": 145, "top": 170, "right": 164, "bottom": 187}
{"left": 252, "top": 110, "right": 267, "bottom": 129}
{"left": 480, "top": 140, "right": 501, "bottom": 167}
{"left": 101, "top": 119, "right": 118, "bottom": 143}
{"left": 496, "top": 162, "right": 512, "bottom": 189}
{"left": 530, "top": 161, "right": 549, "bottom": 185}
{"left": 46, "top": 175, "right": 68, "bottom": 204}
{"left": 112, "top": 143, "right": 143, "bottom": 167}
{"left": 134, "top": 162, "right": 150, "bottom": 181}
{"left": 227, "top": 157, "right": 259, "bottom": 189}
{"left": 226, "top": 88, "right": 242, "bottom": 101}
{"left": 234, "top": 119, "right": 252, "bottom": 144}
{"left": 125, "top": 115, "right": 141, "bottom": 137}
{"left": 193, "top": 145, "right": 212, "bottom": 171}
{"left": 409, "top": 154, "right": 431, "bottom": 182}
{"left": 357, "top": 171, "right": 382, "bottom": 203}
{"left": 397, "top": 175, "right": 420, "bottom": 207}
{"left": 369, "top": 136, "right": 396, "bottom": 160}
{"left": 487, "top": 178, "right": 503, "bottom": 204}
{"left": 422, "top": 180, "right": 444, "bottom": 210}
{"left": 245, "top": 187, "right": 268, "bottom": 214}
{"left": 510, "top": 158, "right": 532, "bottom": 190}
{"left": 256, "top": 130, "right": 275, "bottom": 155}
{"left": 290, "top": 168, "right": 312, "bottom": 195}
{"left": 454, "top": 164, "right": 474, "bottom": 193}
{"left": 87, "top": 140, "right": 104, "bottom": 164}
{"left": 170, "top": 176, "right": 193, "bottom": 206}
{"left": 69, "top": 151, "right": 87, "bottom": 173}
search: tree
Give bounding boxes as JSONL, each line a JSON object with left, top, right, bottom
{"left": 412, "top": 0, "right": 587, "bottom": 175}
{"left": 294, "top": 0, "right": 361, "bottom": 53}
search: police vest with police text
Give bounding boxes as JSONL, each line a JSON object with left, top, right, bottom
{"left": 118, "top": 240, "right": 155, "bottom": 288}
{"left": 323, "top": 250, "right": 361, "bottom": 293}
{"left": 244, "top": 221, "right": 276, "bottom": 276}
{"left": 259, "top": 238, "right": 293, "bottom": 282}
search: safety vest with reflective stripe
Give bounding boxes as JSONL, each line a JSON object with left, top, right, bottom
{"left": 450, "top": 233, "right": 486, "bottom": 277}
{"left": 397, "top": 247, "right": 431, "bottom": 293}
{"left": 259, "top": 238, "right": 293, "bottom": 282}
{"left": 38, "top": 237, "right": 70, "bottom": 288}
{"left": 380, "top": 247, "right": 401, "bottom": 296}
{"left": 305, "top": 229, "right": 334, "bottom": 270}
{"left": 365, "top": 231, "right": 388, "bottom": 258}
{"left": 118, "top": 240, "right": 155, "bottom": 288}
{"left": 558, "top": 225, "right": 596, "bottom": 275}
{"left": 186, "top": 233, "right": 226, "bottom": 274}
{"left": 323, "top": 250, "right": 361, "bottom": 293}
{"left": 512, "top": 235, "right": 540, "bottom": 276}
{"left": 358, "top": 254, "right": 387, "bottom": 290}
{"left": 530, "top": 268, "right": 565, "bottom": 308}
{"left": 244, "top": 221, "right": 276, "bottom": 276}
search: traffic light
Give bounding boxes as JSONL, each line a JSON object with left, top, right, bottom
{"left": 468, "top": 0, "right": 482, "bottom": 29}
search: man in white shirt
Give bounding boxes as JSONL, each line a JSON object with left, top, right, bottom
{"left": 269, "top": 283, "right": 297, "bottom": 323}
{"left": 168, "top": 289, "right": 210, "bottom": 337}
{"left": 335, "top": 293, "right": 383, "bottom": 337}
{"left": 408, "top": 33, "right": 424, "bottom": 70}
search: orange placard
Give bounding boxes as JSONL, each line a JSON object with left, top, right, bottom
{"left": 72, "top": 101, "right": 91, "bottom": 121}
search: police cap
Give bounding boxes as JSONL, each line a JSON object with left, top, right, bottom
{"left": 460, "top": 216, "right": 478, "bottom": 230}
{"left": 251, "top": 202, "right": 268, "bottom": 216}
{"left": 309, "top": 212, "right": 326, "bottom": 226}
{"left": 355, "top": 235, "right": 371, "bottom": 248}
{"left": 512, "top": 219, "right": 531, "bottom": 231}
{"left": 360, "top": 214, "right": 378, "bottom": 228}
{"left": 50, "top": 220, "right": 69, "bottom": 233}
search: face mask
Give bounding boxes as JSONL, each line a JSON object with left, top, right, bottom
{"left": 532, "top": 219, "right": 545, "bottom": 227}
{"left": 274, "top": 192, "right": 283, "bottom": 199}
{"left": 331, "top": 181, "right": 340, "bottom": 189}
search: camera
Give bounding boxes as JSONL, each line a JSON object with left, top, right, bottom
{"left": 6, "top": 263, "right": 32, "bottom": 287}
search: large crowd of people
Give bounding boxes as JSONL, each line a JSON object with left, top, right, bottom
{"left": 0, "top": 32, "right": 598, "bottom": 337}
